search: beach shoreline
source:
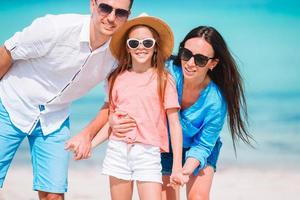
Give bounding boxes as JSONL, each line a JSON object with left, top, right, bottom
{"left": 1, "top": 164, "right": 299, "bottom": 200}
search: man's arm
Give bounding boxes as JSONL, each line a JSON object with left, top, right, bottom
{"left": 0, "top": 46, "right": 13, "bottom": 79}
{"left": 65, "top": 102, "right": 109, "bottom": 160}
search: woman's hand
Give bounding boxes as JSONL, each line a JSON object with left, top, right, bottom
{"left": 109, "top": 110, "right": 136, "bottom": 138}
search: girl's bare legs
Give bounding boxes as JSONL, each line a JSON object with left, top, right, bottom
{"left": 137, "top": 181, "right": 162, "bottom": 200}
{"left": 109, "top": 176, "right": 134, "bottom": 200}
{"left": 161, "top": 175, "right": 180, "bottom": 200}
{"left": 186, "top": 166, "right": 214, "bottom": 200}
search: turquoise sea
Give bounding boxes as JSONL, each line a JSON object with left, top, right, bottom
{"left": 1, "top": 0, "right": 299, "bottom": 170}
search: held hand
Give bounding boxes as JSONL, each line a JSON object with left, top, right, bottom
{"left": 65, "top": 131, "right": 92, "bottom": 160}
{"left": 168, "top": 171, "right": 189, "bottom": 189}
{"left": 109, "top": 110, "right": 136, "bottom": 137}
{"left": 168, "top": 173, "right": 182, "bottom": 190}
{"left": 180, "top": 173, "right": 190, "bottom": 185}
{"left": 182, "top": 168, "right": 193, "bottom": 178}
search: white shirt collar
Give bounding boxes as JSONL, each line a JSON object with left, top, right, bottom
{"left": 80, "top": 16, "right": 91, "bottom": 44}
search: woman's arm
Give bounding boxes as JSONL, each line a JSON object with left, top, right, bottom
{"left": 184, "top": 107, "right": 226, "bottom": 175}
{"left": 182, "top": 158, "right": 200, "bottom": 176}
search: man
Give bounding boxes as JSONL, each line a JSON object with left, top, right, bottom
{"left": 0, "top": 0, "right": 134, "bottom": 199}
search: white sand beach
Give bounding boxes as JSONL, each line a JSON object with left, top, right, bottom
{"left": 1, "top": 0, "right": 300, "bottom": 200}
{"left": 1, "top": 131, "right": 299, "bottom": 200}
{"left": 1, "top": 164, "right": 299, "bottom": 200}
{"left": 1, "top": 127, "right": 299, "bottom": 200}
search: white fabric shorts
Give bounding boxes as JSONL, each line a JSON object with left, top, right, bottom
{"left": 102, "top": 139, "right": 162, "bottom": 184}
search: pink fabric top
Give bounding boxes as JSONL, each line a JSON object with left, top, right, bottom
{"left": 109, "top": 69, "right": 180, "bottom": 152}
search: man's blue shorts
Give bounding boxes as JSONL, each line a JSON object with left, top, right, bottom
{"left": 0, "top": 99, "right": 70, "bottom": 193}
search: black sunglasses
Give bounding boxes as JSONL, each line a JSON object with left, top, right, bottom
{"left": 179, "top": 47, "right": 214, "bottom": 67}
{"left": 96, "top": 2, "right": 130, "bottom": 20}
{"left": 127, "top": 38, "right": 156, "bottom": 49}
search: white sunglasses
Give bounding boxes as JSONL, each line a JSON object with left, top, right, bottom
{"left": 126, "top": 38, "right": 156, "bottom": 49}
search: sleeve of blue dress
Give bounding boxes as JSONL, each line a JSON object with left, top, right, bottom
{"left": 185, "top": 100, "right": 227, "bottom": 175}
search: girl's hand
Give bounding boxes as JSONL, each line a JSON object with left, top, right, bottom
{"left": 65, "top": 132, "right": 92, "bottom": 160}
{"left": 109, "top": 110, "right": 136, "bottom": 137}
{"left": 168, "top": 171, "right": 189, "bottom": 189}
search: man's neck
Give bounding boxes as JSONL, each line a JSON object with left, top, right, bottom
{"left": 89, "top": 21, "right": 110, "bottom": 51}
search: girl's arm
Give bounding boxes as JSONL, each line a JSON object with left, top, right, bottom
{"left": 167, "top": 108, "right": 184, "bottom": 184}
{"left": 65, "top": 102, "right": 109, "bottom": 160}
{"left": 91, "top": 122, "right": 110, "bottom": 148}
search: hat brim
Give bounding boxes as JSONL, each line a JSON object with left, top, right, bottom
{"left": 110, "top": 16, "right": 174, "bottom": 60}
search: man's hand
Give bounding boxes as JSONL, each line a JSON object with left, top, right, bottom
{"left": 65, "top": 131, "right": 92, "bottom": 160}
{"left": 109, "top": 110, "right": 136, "bottom": 137}
{"left": 65, "top": 103, "right": 110, "bottom": 160}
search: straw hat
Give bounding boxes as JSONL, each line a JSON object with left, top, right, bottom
{"left": 110, "top": 13, "right": 174, "bottom": 60}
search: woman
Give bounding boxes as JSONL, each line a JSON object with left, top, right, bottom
{"left": 109, "top": 26, "right": 252, "bottom": 200}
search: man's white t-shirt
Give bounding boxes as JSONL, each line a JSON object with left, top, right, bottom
{"left": 1, "top": 14, "right": 117, "bottom": 135}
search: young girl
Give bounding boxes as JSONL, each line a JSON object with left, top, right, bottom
{"left": 92, "top": 15, "right": 185, "bottom": 200}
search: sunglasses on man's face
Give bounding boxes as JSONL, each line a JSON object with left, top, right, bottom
{"left": 127, "top": 38, "right": 156, "bottom": 49}
{"left": 179, "top": 47, "right": 214, "bottom": 67}
{"left": 96, "top": 2, "right": 130, "bottom": 20}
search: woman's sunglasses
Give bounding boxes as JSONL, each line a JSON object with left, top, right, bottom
{"left": 179, "top": 47, "right": 214, "bottom": 67}
{"left": 96, "top": 2, "right": 130, "bottom": 20}
{"left": 127, "top": 38, "right": 156, "bottom": 49}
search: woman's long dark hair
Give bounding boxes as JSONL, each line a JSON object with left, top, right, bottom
{"left": 174, "top": 26, "right": 253, "bottom": 152}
